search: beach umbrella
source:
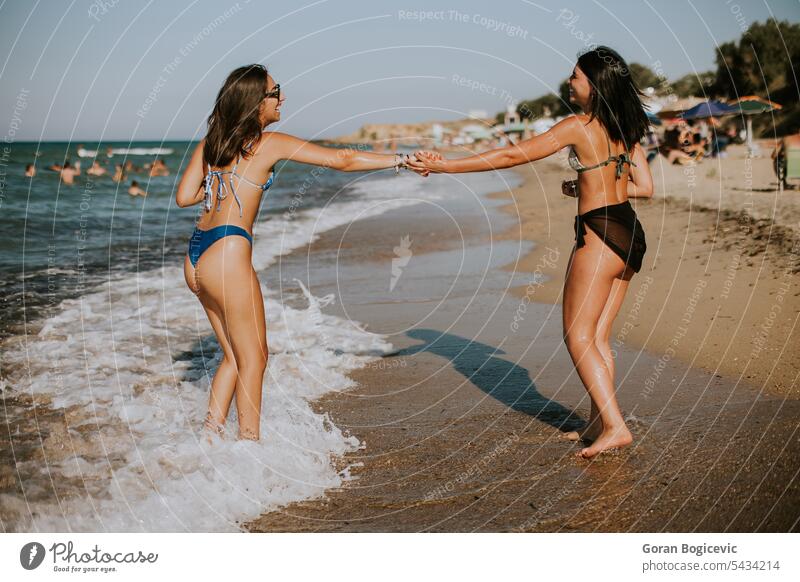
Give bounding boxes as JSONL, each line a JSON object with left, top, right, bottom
{"left": 646, "top": 111, "right": 663, "bottom": 126}
{"left": 735, "top": 95, "right": 782, "bottom": 111}
{"left": 655, "top": 96, "right": 706, "bottom": 119}
{"left": 679, "top": 100, "right": 739, "bottom": 120}
{"left": 733, "top": 96, "right": 783, "bottom": 156}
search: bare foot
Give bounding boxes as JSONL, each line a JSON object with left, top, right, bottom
{"left": 203, "top": 413, "right": 225, "bottom": 445}
{"left": 238, "top": 429, "right": 260, "bottom": 442}
{"left": 576, "top": 425, "right": 633, "bottom": 459}
{"left": 236, "top": 422, "right": 260, "bottom": 442}
{"left": 563, "top": 420, "right": 603, "bottom": 443}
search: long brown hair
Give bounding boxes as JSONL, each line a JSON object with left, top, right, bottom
{"left": 203, "top": 64, "right": 268, "bottom": 168}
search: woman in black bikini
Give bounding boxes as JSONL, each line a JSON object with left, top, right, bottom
{"left": 176, "top": 64, "right": 417, "bottom": 442}
{"left": 409, "top": 46, "right": 654, "bottom": 458}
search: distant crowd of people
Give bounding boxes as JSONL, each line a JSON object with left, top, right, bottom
{"left": 648, "top": 118, "right": 741, "bottom": 166}
{"left": 25, "top": 146, "right": 170, "bottom": 197}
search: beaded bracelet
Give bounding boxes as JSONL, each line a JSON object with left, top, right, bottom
{"left": 394, "top": 153, "right": 412, "bottom": 175}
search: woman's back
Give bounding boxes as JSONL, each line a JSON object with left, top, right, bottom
{"left": 570, "top": 116, "right": 633, "bottom": 212}
{"left": 197, "top": 136, "right": 274, "bottom": 232}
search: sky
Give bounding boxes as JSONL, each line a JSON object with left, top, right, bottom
{"left": 1, "top": 0, "right": 798, "bottom": 142}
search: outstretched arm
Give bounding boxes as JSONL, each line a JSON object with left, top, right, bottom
{"left": 627, "top": 143, "right": 653, "bottom": 198}
{"left": 263, "top": 132, "right": 405, "bottom": 172}
{"left": 408, "top": 117, "right": 581, "bottom": 174}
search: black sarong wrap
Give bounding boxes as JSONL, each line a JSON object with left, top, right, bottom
{"left": 573, "top": 201, "right": 647, "bottom": 273}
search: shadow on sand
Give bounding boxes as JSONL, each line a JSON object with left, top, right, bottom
{"left": 395, "top": 329, "right": 583, "bottom": 433}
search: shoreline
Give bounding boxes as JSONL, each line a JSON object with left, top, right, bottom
{"left": 0, "top": 169, "right": 441, "bottom": 531}
{"left": 246, "top": 158, "right": 799, "bottom": 532}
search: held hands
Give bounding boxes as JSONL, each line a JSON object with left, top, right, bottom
{"left": 406, "top": 150, "right": 446, "bottom": 176}
{"left": 391, "top": 150, "right": 446, "bottom": 177}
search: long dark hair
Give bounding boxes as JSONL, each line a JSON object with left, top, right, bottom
{"left": 203, "top": 64, "right": 268, "bottom": 168}
{"left": 576, "top": 46, "right": 649, "bottom": 151}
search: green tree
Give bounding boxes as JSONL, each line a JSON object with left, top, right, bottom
{"left": 669, "top": 72, "right": 716, "bottom": 98}
{"left": 517, "top": 94, "right": 561, "bottom": 120}
{"left": 713, "top": 40, "right": 754, "bottom": 97}
{"left": 628, "top": 63, "right": 660, "bottom": 90}
{"left": 510, "top": 81, "right": 573, "bottom": 121}
{"left": 711, "top": 18, "right": 800, "bottom": 136}
{"left": 712, "top": 18, "right": 800, "bottom": 99}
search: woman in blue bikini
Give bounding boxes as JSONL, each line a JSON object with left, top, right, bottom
{"left": 176, "top": 64, "right": 418, "bottom": 442}
{"left": 409, "top": 46, "right": 654, "bottom": 458}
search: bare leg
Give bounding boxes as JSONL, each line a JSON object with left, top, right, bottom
{"left": 185, "top": 255, "right": 239, "bottom": 443}
{"left": 192, "top": 239, "right": 268, "bottom": 442}
{"left": 562, "top": 245, "right": 603, "bottom": 444}
{"left": 198, "top": 303, "right": 239, "bottom": 437}
{"left": 227, "top": 266, "right": 268, "bottom": 441}
{"left": 565, "top": 273, "right": 631, "bottom": 443}
{"left": 562, "top": 230, "right": 633, "bottom": 458}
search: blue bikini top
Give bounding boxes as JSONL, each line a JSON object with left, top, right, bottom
{"left": 203, "top": 145, "right": 273, "bottom": 217}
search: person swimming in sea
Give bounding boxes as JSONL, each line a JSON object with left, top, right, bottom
{"left": 56, "top": 160, "right": 81, "bottom": 185}
{"left": 148, "top": 158, "right": 170, "bottom": 177}
{"left": 128, "top": 180, "right": 146, "bottom": 196}
{"left": 87, "top": 160, "right": 108, "bottom": 176}
{"left": 112, "top": 163, "right": 125, "bottom": 183}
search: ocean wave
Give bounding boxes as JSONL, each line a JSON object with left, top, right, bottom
{"left": 0, "top": 169, "right": 518, "bottom": 531}
{"left": 0, "top": 173, "right": 431, "bottom": 532}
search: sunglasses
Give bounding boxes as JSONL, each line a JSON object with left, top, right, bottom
{"left": 264, "top": 83, "right": 281, "bottom": 101}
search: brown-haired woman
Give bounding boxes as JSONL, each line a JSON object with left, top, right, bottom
{"left": 176, "top": 64, "right": 417, "bottom": 443}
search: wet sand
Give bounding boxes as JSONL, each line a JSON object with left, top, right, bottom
{"left": 246, "top": 156, "right": 800, "bottom": 532}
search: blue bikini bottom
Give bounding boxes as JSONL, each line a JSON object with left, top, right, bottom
{"left": 187, "top": 224, "right": 253, "bottom": 267}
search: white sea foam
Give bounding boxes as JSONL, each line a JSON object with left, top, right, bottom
{"left": 0, "top": 169, "right": 520, "bottom": 532}
{"left": 0, "top": 173, "right": 431, "bottom": 532}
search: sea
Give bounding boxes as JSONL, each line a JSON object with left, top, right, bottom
{"left": 0, "top": 140, "right": 521, "bottom": 532}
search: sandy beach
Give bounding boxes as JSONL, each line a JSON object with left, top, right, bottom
{"left": 245, "top": 144, "right": 799, "bottom": 532}
{"left": 4, "top": 142, "right": 795, "bottom": 533}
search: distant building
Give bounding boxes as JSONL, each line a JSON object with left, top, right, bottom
{"left": 504, "top": 103, "right": 520, "bottom": 126}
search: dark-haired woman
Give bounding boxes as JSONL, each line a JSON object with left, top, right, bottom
{"left": 176, "top": 64, "right": 417, "bottom": 443}
{"left": 409, "top": 46, "right": 654, "bottom": 458}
